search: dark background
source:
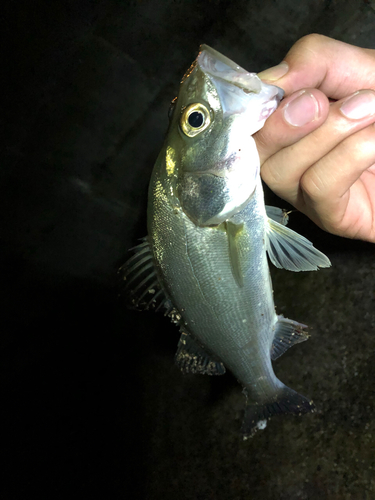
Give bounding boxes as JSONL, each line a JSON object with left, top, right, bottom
{"left": 2, "top": 0, "right": 375, "bottom": 498}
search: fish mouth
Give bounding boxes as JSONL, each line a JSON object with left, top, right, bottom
{"left": 198, "top": 44, "right": 263, "bottom": 94}
{"left": 198, "top": 44, "right": 284, "bottom": 99}
{"left": 197, "top": 45, "right": 284, "bottom": 121}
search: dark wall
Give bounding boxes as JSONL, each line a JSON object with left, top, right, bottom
{"left": 3, "top": 1, "right": 375, "bottom": 498}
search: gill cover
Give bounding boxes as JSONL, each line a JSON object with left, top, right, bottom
{"left": 177, "top": 45, "right": 284, "bottom": 227}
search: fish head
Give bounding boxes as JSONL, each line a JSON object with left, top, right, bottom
{"left": 167, "top": 45, "right": 283, "bottom": 227}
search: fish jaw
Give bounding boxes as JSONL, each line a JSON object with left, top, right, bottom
{"left": 174, "top": 45, "right": 284, "bottom": 227}
{"left": 197, "top": 44, "right": 263, "bottom": 94}
{"left": 198, "top": 44, "right": 284, "bottom": 134}
{"left": 123, "top": 44, "right": 331, "bottom": 440}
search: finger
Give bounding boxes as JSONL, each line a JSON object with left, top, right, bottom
{"left": 300, "top": 124, "right": 375, "bottom": 240}
{"left": 254, "top": 88, "right": 330, "bottom": 165}
{"left": 261, "top": 89, "right": 375, "bottom": 204}
{"left": 258, "top": 34, "right": 375, "bottom": 99}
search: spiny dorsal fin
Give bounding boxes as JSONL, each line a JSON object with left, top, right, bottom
{"left": 175, "top": 331, "right": 226, "bottom": 376}
{"left": 119, "top": 236, "right": 169, "bottom": 312}
{"left": 265, "top": 218, "right": 331, "bottom": 271}
{"left": 271, "top": 315, "right": 309, "bottom": 361}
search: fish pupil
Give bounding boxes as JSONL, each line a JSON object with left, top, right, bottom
{"left": 188, "top": 111, "right": 204, "bottom": 128}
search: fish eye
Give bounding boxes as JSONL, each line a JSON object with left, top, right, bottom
{"left": 180, "top": 103, "right": 211, "bottom": 137}
{"left": 188, "top": 111, "right": 204, "bottom": 128}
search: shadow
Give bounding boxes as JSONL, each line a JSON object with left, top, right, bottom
{"left": 1, "top": 254, "right": 146, "bottom": 497}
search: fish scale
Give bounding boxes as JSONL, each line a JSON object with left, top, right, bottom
{"left": 121, "top": 45, "right": 331, "bottom": 438}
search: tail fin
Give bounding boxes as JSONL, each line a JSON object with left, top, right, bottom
{"left": 241, "top": 386, "right": 315, "bottom": 440}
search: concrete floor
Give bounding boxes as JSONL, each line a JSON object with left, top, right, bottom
{"left": 2, "top": 0, "right": 375, "bottom": 497}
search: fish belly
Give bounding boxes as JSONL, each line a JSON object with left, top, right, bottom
{"left": 147, "top": 159, "right": 315, "bottom": 438}
{"left": 148, "top": 169, "right": 278, "bottom": 395}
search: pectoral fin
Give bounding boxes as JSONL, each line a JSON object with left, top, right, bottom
{"left": 225, "top": 221, "right": 245, "bottom": 287}
{"left": 265, "top": 218, "right": 331, "bottom": 271}
{"left": 265, "top": 205, "right": 289, "bottom": 226}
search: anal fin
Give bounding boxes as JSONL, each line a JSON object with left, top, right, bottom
{"left": 271, "top": 315, "right": 309, "bottom": 361}
{"left": 175, "top": 332, "right": 226, "bottom": 376}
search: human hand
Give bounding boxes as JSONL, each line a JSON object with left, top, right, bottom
{"left": 255, "top": 34, "right": 375, "bottom": 242}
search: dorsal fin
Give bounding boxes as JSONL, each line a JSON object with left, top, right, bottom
{"left": 119, "top": 236, "right": 170, "bottom": 313}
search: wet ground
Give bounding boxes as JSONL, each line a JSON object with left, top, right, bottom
{"left": 3, "top": 0, "right": 375, "bottom": 498}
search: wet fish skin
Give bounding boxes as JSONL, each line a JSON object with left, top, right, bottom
{"left": 123, "top": 45, "right": 331, "bottom": 438}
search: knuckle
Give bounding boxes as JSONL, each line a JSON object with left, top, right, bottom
{"left": 346, "top": 125, "right": 375, "bottom": 158}
{"left": 292, "top": 33, "right": 328, "bottom": 56}
{"left": 261, "top": 157, "right": 285, "bottom": 188}
{"left": 300, "top": 168, "right": 325, "bottom": 201}
{"left": 363, "top": 125, "right": 375, "bottom": 154}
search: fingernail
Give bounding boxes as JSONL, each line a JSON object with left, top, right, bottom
{"left": 258, "top": 62, "right": 289, "bottom": 81}
{"left": 340, "top": 90, "right": 375, "bottom": 119}
{"left": 283, "top": 91, "right": 320, "bottom": 127}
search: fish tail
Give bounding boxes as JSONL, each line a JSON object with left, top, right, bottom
{"left": 241, "top": 385, "right": 315, "bottom": 440}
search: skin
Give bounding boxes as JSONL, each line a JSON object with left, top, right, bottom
{"left": 254, "top": 34, "right": 375, "bottom": 243}
{"left": 147, "top": 50, "right": 325, "bottom": 436}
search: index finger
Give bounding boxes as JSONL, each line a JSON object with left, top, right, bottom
{"left": 258, "top": 34, "right": 375, "bottom": 99}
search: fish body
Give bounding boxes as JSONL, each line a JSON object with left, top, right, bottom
{"left": 123, "top": 46, "right": 331, "bottom": 438}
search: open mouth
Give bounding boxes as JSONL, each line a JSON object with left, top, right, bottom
{"left": 197, "top": 45, "right": 284, "bottom": 117}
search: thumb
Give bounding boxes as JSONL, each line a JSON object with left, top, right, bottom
{"left": 258, "top": 34, "right": 375, "bottom": 99}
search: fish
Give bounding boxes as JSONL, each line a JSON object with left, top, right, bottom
{"left": 121, "top": 45, "right": 331, "bottom": 439}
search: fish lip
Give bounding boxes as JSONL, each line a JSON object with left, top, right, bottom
{"left": 198, "top": 44, "right": 284, "bottom": 101}
{"left": 198, "top": 44, "right": 262, "bottom": 94}
{"left": 199, "top": 44, "right": 248, "bottom": 73}
{"left": 269, "top": 85, "right": 284, "bottom": 102}
{"left": 180, "top": 45, "right": 283, "bottom": 128}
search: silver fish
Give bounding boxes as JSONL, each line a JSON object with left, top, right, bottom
{"left": 122, "top": 45, "right": 331, "bottom": 438}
